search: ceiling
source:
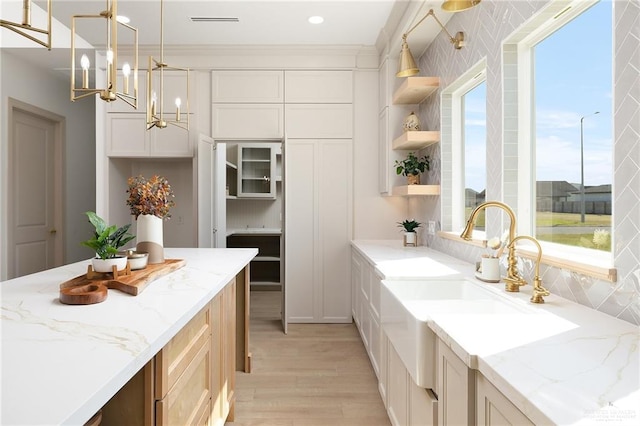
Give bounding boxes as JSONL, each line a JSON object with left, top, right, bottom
{"left": 3, "top": 0, "right": 452, "bottom": 73}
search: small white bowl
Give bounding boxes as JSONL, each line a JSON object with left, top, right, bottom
{"left": 120, "top": 250, "right": 149, "bottom": 270}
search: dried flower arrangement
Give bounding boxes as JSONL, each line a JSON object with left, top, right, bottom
{"left": 126, "top": 175, "right": 176, "bottom": 220}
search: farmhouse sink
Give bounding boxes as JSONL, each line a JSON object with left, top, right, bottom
{"left": 380, "top": 279, "right": 528, "bottom": 389}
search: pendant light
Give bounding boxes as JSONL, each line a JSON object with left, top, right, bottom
{"left": 70, "top": 0, "right": 139, "bottom": 108}
{"left": 147, "top": 0, "right": 190, "bottom": 130}
{"left": 442, "top": 1, "right": 482, "bottom": 13}
{"left": 1, "top": 0, "right": 52, "bottom": 49}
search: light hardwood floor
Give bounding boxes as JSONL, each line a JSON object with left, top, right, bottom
{"left": 227, "top": 290, "right": 391, "bottom": 426}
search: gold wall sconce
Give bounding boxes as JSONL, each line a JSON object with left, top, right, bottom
{"left": 70, "top": 0, "right": 139, "bottom": 108}
{"left": 1, "top": 0, "right": 52, "bottom": 49}
{"left": 442, "top": 1, "right": 482, "bottom": 12}
{"left": 147, "top": 0, "right": 190, "bottom": 131}
{"left": 397, "top": 9, "right": 465, "bottom": 77}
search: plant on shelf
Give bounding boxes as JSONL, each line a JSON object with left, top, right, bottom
{"left": 126, "top": 174, "right": 176, "bottom": 220}
{"left": 394, "top": 152, "right": 430, "bottom": 185}
{"left": 81, "top": 211, "right": 135, "bottom": 259}
{"left": 398, "top": 219, "right": 422, "bottom": 233}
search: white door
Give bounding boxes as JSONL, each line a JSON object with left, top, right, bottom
{"left": 8, "top": 104, "right": 63, "bottom": 279}
{"left": 197, "top": 134, "right": 226, "bottom": 248}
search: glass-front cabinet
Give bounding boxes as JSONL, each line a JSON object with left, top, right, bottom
{"left": 237, "top": 143, "right": 276, "bottom": 198}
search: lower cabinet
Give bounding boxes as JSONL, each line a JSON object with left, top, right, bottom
{"left": 476, "top": 373, "right": 534, "bottom": 426}
{"left": 99, "top": 275, "right": 241, "bottom": 426}
{"left": 437, "top": 339, "right": 474, "bottom": 426}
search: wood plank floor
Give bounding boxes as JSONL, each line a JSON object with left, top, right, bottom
{"left": 227, "top": 291, "right": 391, "bottom": 426}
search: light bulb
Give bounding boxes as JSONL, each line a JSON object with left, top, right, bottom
{"left": 175, "top": 97, "right": 181, "bottom": 107}
{"left": 106, "top": 50, "right": 114, "bottom": 64}
{"left": 80, "top": 54, "right": 90, "bottom": 70}
{"left": 122, "top": 63, "right": 131, "bottom": 76}
{"left": 175, "top": 97, "right": 181, "bottom": 121}
{"left": 151, "top": 91, "right": 157, "bottom": 116}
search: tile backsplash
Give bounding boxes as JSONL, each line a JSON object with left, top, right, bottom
{"left": 412, "top": 0, "right": 640, "bottom": 325}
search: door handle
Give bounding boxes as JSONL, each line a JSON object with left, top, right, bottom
{"left": 49, "top": 229, "right": 57, "bottom": 234}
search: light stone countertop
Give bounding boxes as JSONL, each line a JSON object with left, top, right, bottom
{"left": 226, "top": 227, "right": 282, "bottom": 236}
{"left": 352, "top": 240, "right": 640, "bottom": 425}
{"left": 0, "top": 247, "right": 257, "bottom": 426}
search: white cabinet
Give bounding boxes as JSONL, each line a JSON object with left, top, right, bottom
{"left": 212, "top": 104, "right": 284, "bottom": 139}
{"left": 410, "top": 382, "right": 438, "bottom": 426}
{"left": 212, "top": 70, "right": 284, "bottom": 103}
{"left": 236, "top": 143, "right": 277, "bottom": 198}
{"left": 211, "top": 70, "right": 284, "bottom": 139}
{"left": 285, "top": 139, "right": 352, "bottom": 323}
{"left": 437, "top": 339, "right": 474, "bottom": 426}
{"left": 284, "top": 70, "right": 353, "bottom": 103}
{"left": 285, "top": 104, "right": 353, "bottom": 138}
{"left": 388, "top": 343, "right": 409, "bottom": 426}
{"left": 106, "top": 113, "right": 192, "bottom": 157}
{"left": 476, "top": 373, "right": 534, "bottom": 426}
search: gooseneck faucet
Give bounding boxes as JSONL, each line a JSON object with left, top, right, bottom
{"left": 460, "top": 201, "right": 527, "bottom": 292}
{"left": 507, "top": 236, "right": 550, "bottom": 303}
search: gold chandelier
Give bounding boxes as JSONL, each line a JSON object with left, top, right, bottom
{"left": 0, "top": 0, "right": 52, "bottom": 49}
{"left": 70, "top": 0, "right": 139, "bottom": 108}
{"left": 147, "top": 0, "right": 190, "bottom": 130}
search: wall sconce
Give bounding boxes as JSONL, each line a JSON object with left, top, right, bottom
{"left": 396, "top": 9, "right": 466, "bottom": 77}
{"left": 0, "top": 0, "right": 52, "bottom": 49}
{"left": 70, "top": 0, "right": 139, "bottom": 108}
{"left": 442, "top": 1, "right": 482, "bottom": 13}
{"left": 147, "top": 0, "right": 190, "bottom": 131}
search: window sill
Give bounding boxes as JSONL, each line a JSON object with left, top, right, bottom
{"left": 437, "top": 231, "right": 617, "bottom": 282}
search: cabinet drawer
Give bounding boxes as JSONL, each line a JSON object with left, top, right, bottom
{"left": 155, "top": 304, "right": 211, "bottom": 399}
{"left": 285, "top": 104, "right": 353, "bottom": 138}
{"left": 156, "top": 337, "right": 212, "bottom": 426}
{"left": 212, "top": 104, "right": 284, "bottom": 139}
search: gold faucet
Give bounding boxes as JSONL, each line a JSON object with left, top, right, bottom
{"left": 507, "top": 236, "right": 550, "bottom": 304}
{"left": 460, "top": 201, "right": 527, "bottom": 292}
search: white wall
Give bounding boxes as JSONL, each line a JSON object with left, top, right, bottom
{"left": 0, "top": 50, "right": 96, "bottom": 279}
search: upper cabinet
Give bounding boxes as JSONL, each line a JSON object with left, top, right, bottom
{"left": 212, "top": 71, "right": 284, "bottom": 103}
{"left": 211, "top": 70, "right": 284, "bottom": 139}
{"left": 236, "top": 143, "right": 277, "bottom": 199}
{"left": 284, "top": 71, "right": 353, "bottom": 103}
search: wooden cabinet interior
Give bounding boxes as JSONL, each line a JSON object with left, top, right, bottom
{"left": 227, "top": 234, "right": 281, "bottom": 289}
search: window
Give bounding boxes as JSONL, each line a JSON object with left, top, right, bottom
{"left": 463, "top": 80, "right": 487, "bottom": 230}
{"left": 532, "top": 0, "right": 612, "bottom": 253}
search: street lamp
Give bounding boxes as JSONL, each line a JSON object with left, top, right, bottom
{"left": 580, "top": 111, "right": 600, "bottom": 223}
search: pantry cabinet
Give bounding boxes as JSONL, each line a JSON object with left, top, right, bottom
{"left": 286, "top": 139, "right": 352, "bottom": 323}
{"left": 284, "top": 70, "right": 352, "bottom": 103}
{"left": 236, "top": 143, "right": 277, "bottom": 198}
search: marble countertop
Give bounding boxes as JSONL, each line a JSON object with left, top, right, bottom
{"left": 0, "top": 248, "right": 257, "bottom": 426}
{"left": 352, "top": 240, "right": 640, "bottom": 425}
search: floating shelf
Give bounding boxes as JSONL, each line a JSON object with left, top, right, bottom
{"left": 392, "top": 131, "right": 440, "bottom": 150}
{"left": 392, "top": 185, "right": 441, "bottom": 196}
{"left": 226, "top": 161, "right": 237, "bottom": 169}
{"left": 392, "top": 77, "right": 440, "bottom": 105}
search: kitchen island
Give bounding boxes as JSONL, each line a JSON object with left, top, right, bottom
{"left": 1, "top": 247, "right": 257, "bottom": 426}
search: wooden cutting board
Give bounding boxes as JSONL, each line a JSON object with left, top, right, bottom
{"left": 59, "top": 259, "right": 186, "bottom": 305}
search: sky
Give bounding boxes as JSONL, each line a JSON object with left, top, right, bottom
{"left": 464, "top": 0, "right": 613, "bottom": 192}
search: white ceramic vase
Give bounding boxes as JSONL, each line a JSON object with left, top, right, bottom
{"left": 136, "top": 214, "right": 164, "bottom": 264}
{"left": 481, "top": 257, "right": 500, "bottom": 282}
{"left": 92, "top": 256, "right": 128, "bottom": 273}
{"left": 403, "top": 231, "right": 417, "bottom": 247}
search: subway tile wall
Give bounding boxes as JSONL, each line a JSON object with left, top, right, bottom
{"left": 413, "top": 0, "right": 640, "bottom": 324}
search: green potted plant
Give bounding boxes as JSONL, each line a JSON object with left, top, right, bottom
{"left": 81, "top": 211, "right": 135, "bottom": 273}
{"left": 394, "top": 152, "right": 430, "bottom": 185}
{"left": 398, "top": 219, "right": 421, "bottom": 246}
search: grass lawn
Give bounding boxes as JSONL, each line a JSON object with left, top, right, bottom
{"left": 535, "top": 211, "right": 611, "bottom": 227}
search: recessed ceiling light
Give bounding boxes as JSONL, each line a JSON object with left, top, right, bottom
{"left": 308, "top": 16, "right": 324, "bottom": 24}
{"left": 116, "top": 15, "right": 130, "bottom": 24}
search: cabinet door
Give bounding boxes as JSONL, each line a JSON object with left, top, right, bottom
{"left": 351, "top": 251, "right": 363, "bottom": 326}
{"left": 437, "top": 340, "right": 474, "bottom": 426}
{"left": 222, "top": 279, "right": 237, "bottom": 421}
{"left": 107, "top": 113, "right": 149, "bottom": 157}
{"left": 410, "top": 384, "right": 438, "bottom": 426}
{"left": 284, "top": 70, "right": 353, "bottom": 103}
{"left": 237, "top": 144, "right": 276, "bottom": 198}
{"left": 212, "top": 70, "right": 284, "bottom": 103}
{"left": 388, "top": 344, "right": 409, "bottom": 426}
{"left": 150, "top": 124, "right": 192, "bottom": 157}
{"left": 476, "top": 373, "right": 534, "bottom": 426}
{"left": 285, "top": 104, "right": 353, "bottom": 138}
{"left": 212, "top": 104, "right": 284, "bottom": 139}
{"left": 210, "top": 292, "right": 224, "bottom": 426}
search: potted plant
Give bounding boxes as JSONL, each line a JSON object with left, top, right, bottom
{"left": 81, "top": 211, "right": 135, "bottom": 273}
{"left": 394, "top": 152, "right": 430, "bottom": 185}
{"left": 398, "top": 219, "right": 421, "bottom": 246}
{"left": 126, "top": 175, "right": 175, "bottom": 264}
